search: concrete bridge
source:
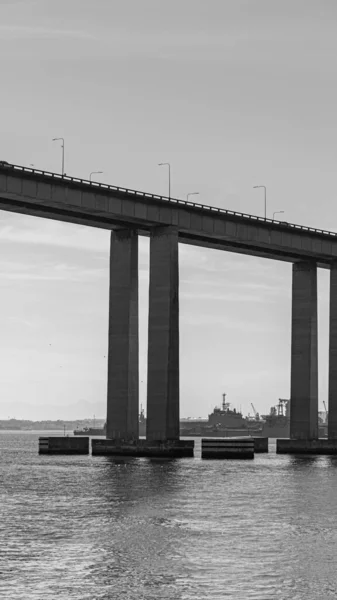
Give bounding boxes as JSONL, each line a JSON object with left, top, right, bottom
{"left": 1, "top": 162, "right": 337, "bottom": 446}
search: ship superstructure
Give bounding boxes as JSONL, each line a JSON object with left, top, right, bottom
{"left": 260, "top": 399, "right": 290, "bottom": 438}
{"left": 180, "top": 393, "right": 263, "bottom": 437}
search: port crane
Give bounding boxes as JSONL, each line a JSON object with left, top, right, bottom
{"left": 277, "top": 399, "right": 288, "bottom": 416}
{"left": 250, "top": 403, "right": 260, "bottom": 420}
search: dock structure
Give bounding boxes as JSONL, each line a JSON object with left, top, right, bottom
{"left": 3, "top": 163, "right": 337, "bottom": 456}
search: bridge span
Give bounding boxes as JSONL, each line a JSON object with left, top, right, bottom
{"left": 1, "top": 162, "right": 337, "bottom": 444}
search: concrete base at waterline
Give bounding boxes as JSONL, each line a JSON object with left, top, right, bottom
{"left": 202, "top": 438, "right": 254, "bottom": 459}
{"left": 210, "top": 436, "right": 268, "bottom": 453}
{"left": 277, "top": 439, "right": 337, "bottom": 454}
{"left": 91, "top": 438, "right": 194, "bottom": 458}
{"left": 252, "top": 437, "right": 268, "bottom": 453}
{"left": 39, "top": 437, "right": 89, "bottom": 454}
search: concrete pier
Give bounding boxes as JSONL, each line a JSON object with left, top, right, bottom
{"left": 277, "top": 439, "right": 337, "bottom": 454}
{"left": 106, "top": 230, "right": 139, "bottom": 440}
{"left": 253, "top": 437, "right": 268, "bottom": 453}
{"left": 146, "top": 227, "right": 180, "bottom": 441}
{"left": 92, "top": 439, "right": 194, "bottom": 458}
{"left": 290, "top": 261, "right": 318, "bottom": 440}
{"left": 39, "top": 437, "right": 89, "bottom": 454}
{"left": 201, "top": 438, "right": 254, "bottom": 459}
{"left": 329, "top": 261, "right": 337, "bottom": 438}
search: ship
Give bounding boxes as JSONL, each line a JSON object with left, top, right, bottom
{"left": 74, "top": 422, "right": 106, "bottom": 436}
{"left": 318, "top": 403, "right": 328, "bottom": 438}
{"left": 259, "top": 399, "right": 290, "bottom": 438}
{"left": 74, "top": 397, "right": 329, "bottom": 439}
{"left": 259, "top": 399, "right": 328, "bottom": 438}
{"left": 139, "top": 406, "right": 146, "bottom": 436}
{"left": 179, "top": 393, "right": 264, "bottom": 437}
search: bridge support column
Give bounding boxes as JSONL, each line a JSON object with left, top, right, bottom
{"left": 146, "top": 227, "right": 179, "bottom": 441}
{"left": 290, "top": 261, "right": 318, "bottom": 440}
{"left": 328, "top": 261, "right": 337, "bottom": 438}
{"left": 106, "top": 230, "right": 139, "bottom": 440}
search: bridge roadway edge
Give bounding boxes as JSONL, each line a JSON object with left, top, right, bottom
{"left": 1, "top": 163, "right": 337, "bottom": 267}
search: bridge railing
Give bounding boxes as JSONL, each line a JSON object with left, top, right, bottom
{"left": 1, "top": 161, "right": 336, "bottom": 239}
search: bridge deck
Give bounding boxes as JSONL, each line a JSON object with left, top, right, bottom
{"left": 0, "top": 162, "right": 336, "bottom": 267}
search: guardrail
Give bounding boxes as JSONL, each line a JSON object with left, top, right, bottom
{"left": 1, "top": 161, "right": 336, "bottom": 239}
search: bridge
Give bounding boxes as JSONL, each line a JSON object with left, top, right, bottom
{"left": 1, "top": 162, "right": 337, "bottom": 448}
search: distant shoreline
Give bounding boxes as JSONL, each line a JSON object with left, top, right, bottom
{"left": 0, "top": 419, "right": 105, "bottom": 432}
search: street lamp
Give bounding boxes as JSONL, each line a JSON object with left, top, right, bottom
{"left": 253, "top": 185, "right": 267, "bottom": 219}
{"left": 158, "top": 162, "right": 171, "bottom": 199}
{"left": 187, "top": 192, "right": 199, "bottom": 201}
{"left": 89, "top": 171, "right": 103, "bottom": 182}
{"left": 52, "top": 137, "right": 65, "bottom": 175}
{"left": 272, "top": 210, "right": 284, "bottom": 220}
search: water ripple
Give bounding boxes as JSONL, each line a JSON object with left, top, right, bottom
{"left": 1, "top": 433, "right": 337, "bottom": 599}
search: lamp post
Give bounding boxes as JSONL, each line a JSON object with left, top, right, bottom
{"left": 272, "top": 210, "right": 284, "bottom": 220}
{"left": 52, "top": 137, "right": 65, "bottom": 175}
{"left": 158, "top": 162, "right": 171, "bottom": 199}
{"left": 187, "top": 192, "right": 199, "bottom": 201}
{"left": 89, "top": 171, "right": 103, "bottom": 182}
{"left": 253, "top": 185, "right": 267, "bottom": 219}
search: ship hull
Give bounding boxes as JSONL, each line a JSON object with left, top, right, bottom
{"left": 180, "top": 427, "right": 262, "bottom": 438}
{"left": 259, "top": 424, "right": 289, "bottom": 438}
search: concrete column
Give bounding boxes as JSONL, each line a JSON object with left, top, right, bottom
{"left": 106, "top": 230, "right": 139, "bottom": 440}
{"left": 328, "top": 261, "right": 337, "bottom": 438}
{"left": 290, "top": 261, "right": 318, "bottom": 440}
{"left": 146, "top": 227, "right": 179, "bottom": 441}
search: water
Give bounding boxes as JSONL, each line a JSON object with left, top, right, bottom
{"left": 1, "top": 432, "right": 337, "bottom": 599}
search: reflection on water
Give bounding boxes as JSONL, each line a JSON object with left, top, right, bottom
{"left": 1, "top": 433, "right": 337, "bottom": 599}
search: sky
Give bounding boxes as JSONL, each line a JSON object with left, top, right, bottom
{"left": 0, "top": 0, "right": 336, "bottom": 420}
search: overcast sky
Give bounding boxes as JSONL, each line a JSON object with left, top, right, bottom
{"left": 0, "top": 0, "right": 336, "bottom": 420}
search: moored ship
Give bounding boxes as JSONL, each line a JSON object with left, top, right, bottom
{"left": 73, "top": 397, "right": 329, "bottom": 439}
{"left": 74, "top": 423, "right": 106, "bottom": 436}
{"left": 180, "top": 393, "right": 264, "bottom": 437}
{"left": 259, "top": 399, "right": 328, "bottom": 438}
{"left": 260, "top": 399, "right": 290, "bottom": 438}
{"left": 139, "top": 406, "right": 146, "bottom": 436}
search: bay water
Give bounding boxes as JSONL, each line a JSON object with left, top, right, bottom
{"left": 1, "top": 431, "right": 337, "bottom": 599}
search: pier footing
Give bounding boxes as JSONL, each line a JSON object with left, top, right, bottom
{"left": 213, "top": 436, "right": 268, "bottom": 452}
{"left": 39, "top": 437, "right": 89, "bottom": 454}
{"left": 92, "top": 438, "right": 194, "bottom": 458}
{"left": 277, "top": 439, "right": 337, "bottom": 454}
{"left": 202, "top": 438, "right": 254, "bottom": 459}
{"left": 252, "top": 437, "right": 269, "bottom": 453}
